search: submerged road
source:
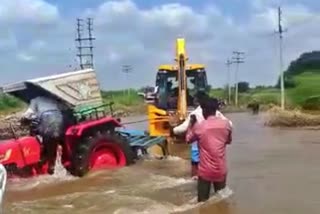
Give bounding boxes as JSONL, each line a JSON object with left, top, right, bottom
{"left": 3, "top": 112, "right": 320, "bottom": 214}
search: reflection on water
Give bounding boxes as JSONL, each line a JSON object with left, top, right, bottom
{"left": 4, "top": 113, "right": 320, "bottom": 214}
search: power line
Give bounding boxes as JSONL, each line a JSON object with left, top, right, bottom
{"left": 76, "top": 18, "right": 84, "bottom": 69}
{"left": 87, "top": 18, "right": 95, "bottom": 69}
{"left": 122, "top": 65, "right": 132, "bottom": 74}
{"left": 122, "top": 65, "right": 133, "bottom": 96}
{"left": 275, "top": 6, "right": 287, "bottom": 110}
{"left": 232, "top": 51, "right": 245, "bottom": 107}
{"left": 226, "top": 59, "right": 233, "bottom": 105}
{"left": 75, "top": 18, "right": 95, "bottom": 70}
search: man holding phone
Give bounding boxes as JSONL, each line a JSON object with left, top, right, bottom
{"left": 186, "top": 98, "right": 232, "bottom": 202}
{"left": 173, "top": 92, "right": 232, "bottom": 180}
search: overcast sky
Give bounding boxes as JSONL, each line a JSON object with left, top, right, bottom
{"left": 0, "top": 0, "right": 319, "bottom": 90}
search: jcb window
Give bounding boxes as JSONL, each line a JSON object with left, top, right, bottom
{"left": 155, "top": 69, "right": 208, "bottom": 109}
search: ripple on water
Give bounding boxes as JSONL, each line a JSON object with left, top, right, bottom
{"left": 5, "top": 147, "right": 234, "bottom": 214}
{"left": 8, "top": 174, "right": 77, "bottom": 191}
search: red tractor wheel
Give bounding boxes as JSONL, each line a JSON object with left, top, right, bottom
{"left": 70, "top": 133, "right": 135, "bottom": 177}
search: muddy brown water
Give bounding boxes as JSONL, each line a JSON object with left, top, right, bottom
{"left": 3, "top": 113, "right": 320, "bottom": 214}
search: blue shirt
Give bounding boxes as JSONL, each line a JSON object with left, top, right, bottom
{"left": 191, "top": 141, "right": 199, "bottom": 163}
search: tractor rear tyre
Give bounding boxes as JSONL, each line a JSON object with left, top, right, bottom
{"left": 71, "top": 133, "right": 135, "bottom": 177}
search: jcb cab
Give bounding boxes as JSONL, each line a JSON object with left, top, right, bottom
{"left": 146, "top": 38, "right": 210, "bottom": 158}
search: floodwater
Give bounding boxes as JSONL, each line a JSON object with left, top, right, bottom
{"left": 3, "top": 113, "right": 320, "bottom": 214}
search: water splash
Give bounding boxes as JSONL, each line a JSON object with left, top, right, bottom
{"left": 0, "top": 164, "right": 7, "bottom": 213}
{"left": 217, "top": 186, "right": 234, "bottom": 199}
{"left": 8, "top": 146, "right": 75, "bottom": 191}
{"left": 53, "top": 146, "right": 68, "bottom": 178}
{"left": 166, "top": 156, "right": 183, "bottom": 161}
{"left": 147, "top": 174, "right": 193, "bottom": 190}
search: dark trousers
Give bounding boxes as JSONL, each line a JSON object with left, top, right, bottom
{"left": 42, "top": 136, "right": 60, "bottom": 174}
{"left": 191, "top": 162, "right": 199, "bottom": 177}
{"left": 198, "top": 176, "right": 226, "bottom": 202}
{"left": 38, "top": 112, "right": 64, "bottom": 174}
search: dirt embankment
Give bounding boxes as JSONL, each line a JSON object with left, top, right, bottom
{"left": 0, "top": 107, "right": 141, "bottom": 140}
{"left": 0, "top": 112, "right": 29, "bottom": 140}
{"left": 264, "top": 106, "right": 320, "bottom": 128}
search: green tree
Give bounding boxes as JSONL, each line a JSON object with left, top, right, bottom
{"left": 238, "top": 82, "right": 250, "bottom": 93}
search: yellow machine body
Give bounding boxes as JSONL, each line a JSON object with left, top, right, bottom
{"left": 146, "top": 38, "right": 209, "bottom": 159}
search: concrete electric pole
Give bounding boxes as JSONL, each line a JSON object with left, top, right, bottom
{"left": 122, "top": 65, "right": 133, "bottom": 97}
{"left": 226, "top": 59, "right": 233, "bottom": 105}
{"left": 276, "top": 6, "right": 287, "bottom": 110}
{"left": 232, "top": 51, "right": 245, "bottom": 107}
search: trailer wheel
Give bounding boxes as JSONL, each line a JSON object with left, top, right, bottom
{"left": 71, "top": 133, "right": 135, "bottom": 177}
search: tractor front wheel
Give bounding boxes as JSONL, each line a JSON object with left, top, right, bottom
{"left": 71, "top": 133, "right": 135, "bottom": 177}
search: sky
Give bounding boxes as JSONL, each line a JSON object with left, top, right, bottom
{"left": 0, "top": 0, "right": 320, "bottom": 90}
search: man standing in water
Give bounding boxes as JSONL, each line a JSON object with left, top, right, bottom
{"left": 22, "top": 96, "right": 64, "bottom": 175}
{"left": 186, "top": 98, "right": 232, "bottom": 202}
{"left": 173, "top": 92, "right": 232, "bottom": 179}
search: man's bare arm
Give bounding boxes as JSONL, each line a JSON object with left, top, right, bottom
{"left": 186, "top": 115, "right": 198, "bottom": 144}
{"left": 173, "top": 114, "right": 190, "bottom": 135}
{"left": 186, "top": 128, "right": 197, "bottom": 144}
{"left": 22, "top": 98, "right": 37, "bottom": 119}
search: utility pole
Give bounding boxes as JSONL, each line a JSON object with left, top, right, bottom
{"left": 87, "top": 18, "right": 95, "bottom": 68}
{"left": 276, "top": 6, "right": 287, "bottom": 110}
{"left": 122, "top": 65, "right": 133, "bottom": 97}
{"left": 232, "top": 51, "right": 245, "bottom": 107}
{"left": 76, "top": 18, "right": 84, "bottom": 69}
{"left": 226, "top": 59, "right": 233, "bottom": 105}
{"left": 75, "top": 18, "right": 95, "bottom": 69}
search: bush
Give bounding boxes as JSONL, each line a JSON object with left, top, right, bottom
{"left": 0, "top": 94, "right": 23, "bottom": 112}
{"left": 302, "top": 95, "right": 320, "bottom": 110}
{"left": 275, "top": 74, "right": 297, "bottom": 88}
{"left": 286, "top": 72, "right": 320, "bottom": 106}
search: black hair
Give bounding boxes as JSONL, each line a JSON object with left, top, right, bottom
{"left": 194, "top": 91, "right": 209, "bottom": 105}
{"left": 201, "top": 98, "right": 219, "bottom": 117}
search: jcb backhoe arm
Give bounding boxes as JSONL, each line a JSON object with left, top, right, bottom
{"left": 175, "top": 38, "right": 188, "bottom": 121}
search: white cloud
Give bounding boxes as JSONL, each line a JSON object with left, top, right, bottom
{"left": 0, "top": 0, "right": 320, "bottom": 90}
{"left": 0, "top": 0, "right": 59, "bottom": 24}
{"left": 17, "top": 52, "right": 35, "bottom": 62}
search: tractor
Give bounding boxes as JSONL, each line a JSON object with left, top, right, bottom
{"left": 0, "top": 68, "right": 136, "bottom": 178}
{"left": 146, "top": 38, "right": 210, "bottom": 159}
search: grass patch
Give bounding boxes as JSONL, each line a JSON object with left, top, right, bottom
{"left": 0, "top": 94, "right": 24, "bottom": 115}
{"left": 211, "top": 71, "right": 320, "bottom": 113}
{"left": 286, "top": 71, "right": 320, "bottom": 108}
{"left": 210, "top": 88, "right": 226, "bottom": 98}
{"left": 250, "top": 88, "right": 280, "bottom": 105}
{"left": 101, "top": 90, "right": 145, "bottom": 115}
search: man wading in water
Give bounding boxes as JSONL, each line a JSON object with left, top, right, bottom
{"left": 173, "top": 92, "right": 232, "bottom": 180}
{"left": 22, "top": 96, "right": 64, "bottom": 175}
{"left": 186, "top": 98, "right": 232, "bottom": 202}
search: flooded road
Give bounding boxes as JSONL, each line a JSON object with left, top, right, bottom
{"left": 3, "top": 113, "right": 320, "bottom": 214}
